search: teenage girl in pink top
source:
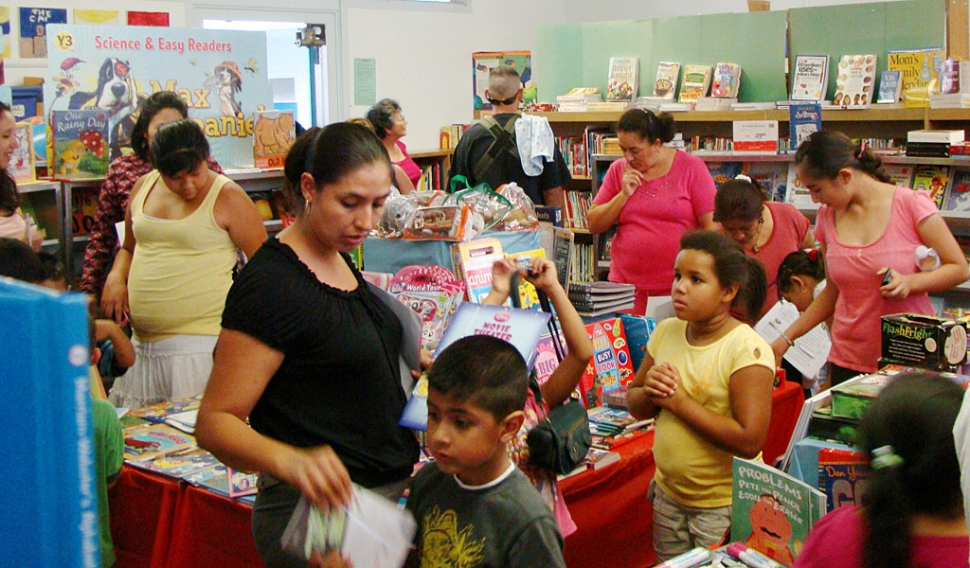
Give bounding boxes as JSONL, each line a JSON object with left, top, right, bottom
{"left": 771, "top": 131, "right": 969, "bottom": 385}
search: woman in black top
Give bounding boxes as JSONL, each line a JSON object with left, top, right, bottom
{"left": 196, "top": 123, "right": 422, "bottom": 568}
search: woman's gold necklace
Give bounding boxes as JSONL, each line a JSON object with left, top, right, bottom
{"left": 751, "top": 216, "right": 766, "bottom": 253}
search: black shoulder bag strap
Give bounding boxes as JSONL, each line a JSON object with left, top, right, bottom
{"left": 472, "top": 114, "right": 520, "bottom": 182}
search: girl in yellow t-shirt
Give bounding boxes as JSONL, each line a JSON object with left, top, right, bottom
{"left": 627, "top": 230, "right": 776, "bottom": 563}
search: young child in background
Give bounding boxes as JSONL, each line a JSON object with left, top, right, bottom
{"left": 627, "top": 230, "right": 776, "bottom": 562}
{"left": 406, "top": 335, "right": 566, "bottom": 568}
{"left": 484, "top": 256, "right": 594, "bottom": 537}
{"left": 777, "top": 250, "right": 830, "bottom": 395}
{"left": 795, "top": 373, "right": 969, "bottom": 568}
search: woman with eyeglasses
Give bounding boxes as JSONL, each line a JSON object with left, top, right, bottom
{"left": 713, "top": 175, "right": 815, "bottom": 318}
{"left": 586, "top": 108, "right": 718, "bottom": 315}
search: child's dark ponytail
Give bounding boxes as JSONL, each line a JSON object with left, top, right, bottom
{"left": 777, "top": 249, "right": 826, "bottom": 295}
{"left": 743, "top": 255, "right": 767, "bottom": 322}
{"left": 679, "top": 230, "right": 767, "bottom": 323}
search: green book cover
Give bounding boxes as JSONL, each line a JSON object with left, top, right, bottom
{"left": 731, "top": 457, "right": 826, "bottom": 566}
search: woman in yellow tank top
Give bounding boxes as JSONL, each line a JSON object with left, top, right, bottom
{"left": 101, "top": 119, "right": 267, "bottom": 408}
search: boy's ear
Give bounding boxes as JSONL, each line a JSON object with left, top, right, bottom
{"left": 90, "top": 346, "right": 102, "bottom": 367}
{"left": 499, "top": 410, "right": 525, "bottom": 444}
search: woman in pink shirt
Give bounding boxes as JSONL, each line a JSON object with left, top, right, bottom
{"left": 714, "top": 175, "right": 815, "bottom": 318}
{"left": 587, "top": 109, "right": 717, "bottom": 314}
{"left": 367, "top": 98, "right": 420, "bottom": 192}
{"left": 771, "top": 131, "right": 968, "bottom": 385}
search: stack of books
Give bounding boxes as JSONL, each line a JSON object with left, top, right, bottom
{"left": 556, "top": 87, "right": 602, "bottom": 112}
{"left": 568, "top": 281, "right": 635, "bottom": 317}
{"left": 906, "top": 129, "right": 966, "bottom": 158}
{"left": 695, "top": 96, "right": 737, "bottom": 111}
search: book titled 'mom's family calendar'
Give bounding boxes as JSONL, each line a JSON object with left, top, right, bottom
{"left": 0, "top": 279, "right": 100, "bottom": 566}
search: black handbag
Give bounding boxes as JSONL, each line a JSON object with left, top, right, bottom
{"left": 523, "top": 289, "right": 592, "bottom": 475}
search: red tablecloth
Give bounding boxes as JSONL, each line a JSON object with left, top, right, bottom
{"left": 109, "top": 382, "right": 803, "bottom": 568}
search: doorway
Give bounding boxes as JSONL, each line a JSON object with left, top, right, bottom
{"left": 193, "top": 5, "right": 341, "bottom": 128}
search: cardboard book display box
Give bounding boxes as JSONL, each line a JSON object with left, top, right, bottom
{"left": 880, "top": 313, "right": 968, "bottom": 371}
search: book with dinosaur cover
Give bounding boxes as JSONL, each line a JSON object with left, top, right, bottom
{"left": 731, "top": 457, "right": 826, "bottom": 567}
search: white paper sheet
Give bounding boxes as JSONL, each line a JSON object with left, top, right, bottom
{"left": 754, "top": 300, "right": 831, "bottom": 379}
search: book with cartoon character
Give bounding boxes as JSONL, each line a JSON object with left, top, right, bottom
{"left": 50, "top": 109, "right": 109, "bottom": 177}
{"left": 577, "top": 317, "right": 635, "bottom": 409}
{"left": 943, "top": 168, "right": 970, "bottom": 212}
{"left": 731, "top": 457, "right": 826, "bottom": 567}
{"left": 252, "top": 109, "right": 295, "bottom": 169}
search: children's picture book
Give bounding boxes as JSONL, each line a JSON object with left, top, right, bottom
{"left": 706, "top": 161, "right": 743, "bottom": 189}
{"left": 883, "top": 163, "right": 915, "bottom": 188}
{"left": 787, "top": 102, "right": 822, "bottom": 151}
{"left": 944, "top": 168, "right": 970, "bottom": 212}
{"left": 399, "top": 303, "right": 550, "bottom": 430}
{"left": 833, "top": 55, "right": 877, "bottom": 109}
{"left": 533, "top": 331, "right": 565, "bottom": 385}
{"left": 163, "top": 409, "right": 198, "bottom": 434}
{"left": 505, "top": 248, "right": 547, "bottom": 311}
{"left": 745, "top": 161, "right": 789, "bottom": 203}
{"left": 252, "top": 110, "right": 296, "bottom": 169}
{"left": 50, "top": 109, "right": 110, "bottom": 177}
{"left": 876, "top": 69, "right": 903, "bottom": 104}
{"left": 607, "top": 56, "right": 639, "bottom": 103}
{"left": 785, "top": 162, "right": 815, "bottom": 209}
{"left": 451, "top": 237, "right": 504, "bottom": 303}
{"left": 123, "top": 423, "right": 196, "bottom": 462}
{"left": 228, "top": 466, "right": 259, "bottom": 497}
{"left": 817, "top": 448, "right": 868, "bottom": 513}
{"left": 183, "top": 463, "right": 232, "bottom": 497}
{"left": 678, "top": 64, "right": 713, "bottom": 104}
{"left": 791, "top": 55, "right": 829, "bottom": 101}
{"left": 888, "top": 47, "right": 945, "bottom": 107}
{"left": 911, "top": 164, "right": 951, "bottom": 209}
{"left": 578, "top": 316, "right": 635, "bottom": 409}
{"left": 387, "top": 265, "right": 465, "bottom": 353}
{"left": 128, "top": 447, "right": 221, "bottom": 479}
{"left": 8, "top": 121, "right": 34, "bottom": 182}
{"left": 128, "top": 396, "right": 203, "bottom": 424}
{"left": 711, "top": 62, "right": 742, "bottom": 98}
{"left": 19, "top": 7, "right": 67, "bottom": 58}
{"left": 652, "top": 61, "right": 680, "bottom": 100}
{"left": 731, "top": 457, "right": 826, "bottom": 567}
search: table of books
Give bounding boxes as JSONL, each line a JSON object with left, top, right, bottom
{"left": 108, "top": 381, "right": 803, "bottom": 568}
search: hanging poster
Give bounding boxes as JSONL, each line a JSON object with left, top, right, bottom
{"left": 19, "top": 7, "right": 66, "bottom": 58}
{"left": 45, "top": 24, "right": 272, "bottom": 168}
{"left": 0, "top": 8, "right": 10, "bottom": 58}
{"left": 127, "top": 11, "right": 169, "bottom": 27}
{"left": 74, "top": 10, "right": 122, "bottom": 26}
{"left": 471, "top": 51, "right": 534, "bottom": 110}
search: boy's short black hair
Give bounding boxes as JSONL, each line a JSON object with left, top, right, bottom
{"left": 37, "top": 250, "right": 66, "bottom": 284}
{"left": 427, "top": 335, "right": 528, "bottom": 420}
{"left": 0, "top": 237, "right": 44, "bottom": 283}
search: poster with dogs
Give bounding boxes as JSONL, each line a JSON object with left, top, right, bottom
{"left": 44, "top": 24, "right": 272, "bottom": 168}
